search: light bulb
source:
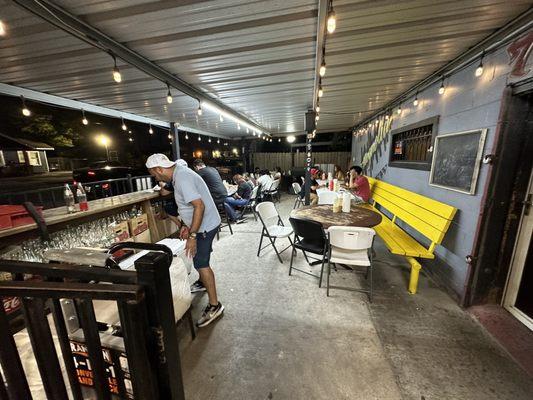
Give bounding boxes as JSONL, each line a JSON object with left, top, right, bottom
{"left": 246, "top": 128, "right": 249, "bottom": 133}
{"left": 319, "top": 61, "right": 326, "bottom": 77}
{"left": 113, "top": 67, "right": 122, "bottom": 83}
{"left": 397, "top": 106, "right": 402, "bottom": 115}
{"left": 237, "top": 123, "right": 241, "bottom": 130}
{"left": 208, "top": 138, "right": 211, "bottom": 143}
{"left": 316, "top": 105, "right": 320, "bottom": 112}
{"left": 219, "top": 114, "right": 224, "bottom": 122}
{"left": 287, "top": 135, "right": 296, "bottom": 143}
{"left": 439, "top": 83, "right": 445, "bottom": 95}
{"left": 253, "top": 131, "right": 256, "bottom": 136}
{"left": 413, "top": 97, "right": 419, "bottom": 106}
{"left": 185, "top": 134, "right": 189, "bottom": 139}
{"left": 168, "top": 133, "right": 172, "bottom": 139}
{"left": 198, "top": 135, "right": 201, "bottom": 141}
{"left": 217, "top": 138, "right": 220, "bottom": 144}
{"left": 82, "top": 117, "right": 88, "bottom": 125}
{"left": 385, "top": 114, "right": 389, "bottom": 120}
{"left": 149, "top": 125, "right": 154, "bottom": 134}
{"left": 475, "top": 64, "right": 483, "bottom": 77}
{"left": 318, "top": 86, "right": 324, "bottom": 97}
{"left": 129, "top": 137, "right": 133, "bottom": 142}
{"left": 327, "top": 10, "right": 336, "bottom": 34}
{"left": 22, "top": 107, "right": 31, "bottom": 117}
{"left": 278, "top": 138, "right": 281, "bottom": 142}
{"left": 166, "top": 92, "right": 173, "bottom": 104}
{"left": 315, "top": 115, "right": 319, "bottom": 121}
{"left": 197, "top": 106, "right": 203, "bottom": 116}
{"left": 0, "top": 20, "right": 6, "bottom": 36}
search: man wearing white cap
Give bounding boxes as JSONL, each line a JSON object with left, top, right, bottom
{"left": 146, "top": 153, "right": 224, "bottom": 327}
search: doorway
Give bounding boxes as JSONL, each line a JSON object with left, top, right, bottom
{"left": 503, "top": 169, "right": 533, "bottom": 330}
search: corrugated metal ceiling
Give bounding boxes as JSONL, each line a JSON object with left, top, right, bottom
{"left": 1, "top": 0, "right": 531, "bottom": 138}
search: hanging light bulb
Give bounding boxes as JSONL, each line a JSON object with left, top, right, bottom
{"left": 237, "top": 123, "right": 241, "bottom": 130}
{"left": 315, "top": 114, "right": 320, "bottom": 121}
{"left": 20, "top": 96, "right": 31, "bottom": 117}
{"left": 81, "top": 109, "right": 88, "bottom": 125}
{"left": 208, "top": 137, "right": 212, "bottom": 143}
{"left": 185, "top": 133, "right": 189, "bottom": 140}
{"left": 217, "top": 138, "right": 220, "bottom": 144}
{"left": 397, "top": 104, "right": 402, "bottom": 115}
{"left": 121, "top": 117, "right": 127, "bottom": 131}
{"left": 413, "top": 93, "right": 419, "bottom": 106}
{"left": 246, "top": 127, "right": 249, "bottom": 133}
{"left": 316, "top": 104, "right": 320, "bottom": 112}
{"left": 129, "top": 137, "right": 134, "bottom": 142}
{"left": 197, "top": 101, "right": 203, "bottom": 116}
{"left": 278, "top": 138, "right": 281, "bottom": 142}
{"left": 326, "top": 5, "right": 336, "bottom": 34}
{"left": 219, "top": 114, "right": 224, "bottom": 122}
{"left": 112, "top": 54, "right": 122, "bottom": 83}
{"left": 149, "top": 124, "right": 154, "bottom": 134}
{"left": 439, "top": 79, "right": 446, "bottom": 95}
{"left": 318, "top": 85, "right": 324, "bottom": 97}
{"left": 385, "top": 113, "right": 390, "bottom": 120}
{"left": 475, "top": 52, "right": 485, "bottom": 78}
{"left": 319, "top": 59, "right": 326, "bottom": 77}
{"left": 0, "top": 20, "right": 6, "bottom": 36}
{"left": 198, "top": 135, "right": 201, "bottom": 141}
{"left": 166, "top": 84, "right": 173, "bottom": 104}
{"left": 253, "top": 131, "right": 256, "bottom": 136}
{"left": 167, "top": 133, "right": 172, "bottom": 139}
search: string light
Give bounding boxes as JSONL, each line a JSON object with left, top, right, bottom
{"left": 439, "top": 79, "right": 445, "bottom": 95}
{"left": 237, "top": 123, "right": 241, "bottom": 130}
{"left": 149, "top": 124, "right": 154, "bottom": 134}
{"left": 198, "top": 135, "right": 201, "bottom": 141}
{"left": 121, "top": 117, "right": 127, "bottom": 131}
{"left": 246, "top": 127, "right": 249, "bottom": 133}
{"left": 185, "top": 133, "right": 189, "bottom": 140}
{"left": 318, "top": 84, "right": 324, "bottom": 97}
{"left": 316, "top": 104, "right": 320, "bottom": 112}
{"left": 278, "top": 138, "right": 281, "bottom": 142}
{"left": 219, "top": 114, "right": 224, "bottom": 122}
{"left": 20, "top": 96, "right": 31, "bottom": 117}
{"left": 166, "top": 84, "right": 173, "bottom": 104}
{"left": 475, "top": 53, "right": 484, "bottom": 77}
{"left": 319, "top": 58, "right": 326, "bottom": 77}
{"left": 385, "top": 113, "right": 389, "bottom": 120}
{"left": 315, "top": 114, "right": 320, "bottom": 121}
{"left": 129, "top": 137, "right": 133, "bottom": 142}
{"left": 253, "top": 131, "right": 256, "bottom": 136}
{"left": 413, "top": 92, "right": 419, "bottom": 106}
{"left": 111, "top": 54, "right": 122, "bottom": 83}
{"left": 327, "top": 1, "right": 336, "bottom": 34}
{"left": 217, "top": 138, "right": 220, "bottom": 144}
{"left": 0, "top": 20, "right": 6, "bottom": 36}
{"left": 208, "top": 137, "right": 212, "bottom": 143}
{"left": 397, "top": 104, "right": 402, "bottom": 115}
{"left": 167, "top": 132, "right": 172, "bottom": 139}
{"left": 81, "top": 109, "right": 88, "bottom": 125}
{"left": 197, "top": 101, "right": 203, "bottom": 116}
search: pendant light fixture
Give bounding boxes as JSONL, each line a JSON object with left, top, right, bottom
{"left": 166, "top": 84, "right": 173, "bottom": 104}
{"left": 149, "top": 124, "right": 154, "bottom": 134}
{"left": 81, "top": 109, "right": 88, "bottom": 125}
{"left": 111, "top": 54, "right": 122, "bottom": 83}
{"left": 439, "top": 79, "right": 446, "bottom": 95}
{"left": 121, "top": 117, "right": 127, "bottom": 131}
{"left": 21, "top": 96, "right": 31, "bottom": 117}
{"left": 327, "top": 1, "right": 336, "bottom": 34}
{"left": 475, "top": 53, "right": 484, "bottom": 77}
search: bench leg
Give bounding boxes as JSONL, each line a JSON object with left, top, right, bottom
{"left": 406, "top": 257, "right": 421, "bottom": 294}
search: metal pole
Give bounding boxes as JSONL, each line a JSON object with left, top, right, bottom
{"left": 304, "top": 134, "right": 312, "bottom": 205}
{"left": 171, "top": 122, "right": 180, "bottom": 160}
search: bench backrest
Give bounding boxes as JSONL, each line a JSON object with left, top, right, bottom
{"left": 367, "top": 177, "right": 457, "bottom": 245}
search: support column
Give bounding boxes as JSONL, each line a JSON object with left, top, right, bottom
{"left": 171, "top": 122, "right": 180, "bottom": 160}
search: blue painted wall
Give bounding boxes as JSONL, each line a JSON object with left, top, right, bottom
{"left": 351, "top": 43, "right": 522, "bottom": 298}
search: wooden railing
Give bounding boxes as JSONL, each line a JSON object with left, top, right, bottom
{"left": 0, "top": 244, "right": 185, "bottom": 400}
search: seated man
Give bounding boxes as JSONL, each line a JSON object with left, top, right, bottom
{"left": 224, "top": 174, "right": 252, "bottom": 223}
{"left": 256, "top": 169, "right": 273, "bottom": 201}
{"left": 348, "top": 165, "right": 371, "bottom": 203}
{"left": 299, "top": 168, "right": 321, "bottom": 205}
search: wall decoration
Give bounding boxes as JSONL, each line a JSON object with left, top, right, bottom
{"left": 361, "top": 116, "right": 393, "bottom": 169}
{"left": 429, "top": 129, "right": 487, "bottom": 195}
{"left": 507, "top": 31, "right": 533, "bottom": 83}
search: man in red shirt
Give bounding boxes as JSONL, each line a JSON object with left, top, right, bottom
{"left": 348, "top": 166, "right": 371, "bottom": 202}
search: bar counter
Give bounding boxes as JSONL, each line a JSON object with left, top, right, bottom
{"left": 0, "top": 190, "right": 163, "bottom": 248}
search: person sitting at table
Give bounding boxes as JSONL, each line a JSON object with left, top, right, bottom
{"left": 192, "top": 159, "right": 228, "bottom": 206}
{"left": 274, "top": 167, "right": 282, "bottom": 180}
{"left": 334, "top": 164, "right": 345, "bottom": 181}
{"left": 298, "top": 168, "right": 321, "bottom": 205}
{"left": 257, "top": 169, "right": 273, "bottom": 200}
{"left": 224, "top": 174, "right": 252, "bottom": 223}
{"left": 243, "top": 172, "right": 256, "bottom": 188}
{"left": 348, "top": 165, "right": 371, "bottom": 203}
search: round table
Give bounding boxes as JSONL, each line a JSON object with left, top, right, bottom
{"left": 290, "top": 204, "right": 382, "bottom": 229}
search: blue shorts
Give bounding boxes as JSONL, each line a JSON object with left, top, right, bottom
{"left": 193, "top": 227, "right": 218, "bottom": 270}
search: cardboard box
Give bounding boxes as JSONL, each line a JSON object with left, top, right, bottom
{"left": 133, "top": 228, "right": 151, "bottom": 243}
{"left": 127, "top": 214, "right": 148, "bottom": 236}
{"left": 110, "top": 221, "right": 130, "bottom": 243}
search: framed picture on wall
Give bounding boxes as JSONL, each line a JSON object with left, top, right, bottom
{"left": 429, "top": 129, "right": 487, "bottom": 195}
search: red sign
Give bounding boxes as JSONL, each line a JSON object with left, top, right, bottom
{"left": 2, "top": 296, "right": 21, "bottom": 315}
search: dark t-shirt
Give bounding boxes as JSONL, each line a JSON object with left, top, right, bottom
{"left": 196, "top": 166, "right": 227, "bottom": 205}
{"left": 237, "top": 181, "right": 252, "bottom": 199}
{"left": 299, "top": 179, "right": 318, "bottom": 198}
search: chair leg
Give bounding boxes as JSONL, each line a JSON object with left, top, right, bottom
{"left": 227, "top": 216, "right": 233, "bottom": 235}
{"left": 289, "top": 247, "right": 295, "bottom": 275}
{"left": 327, "top": 260, "right": 331, "bottom": 297}
{"left": 302, "top": 250, "right": 310, "bottom": 265}
{"left": 268, "top": 235, "right": 283, "bottom": 263}
{"left": 319, "top": 255, "right": 326, "bottom": 288}
{"left": 186, "top": 308, "right": 196, "bottom": 340}
{"left": 257, "top": 231, "right": 264, "bottom": 257}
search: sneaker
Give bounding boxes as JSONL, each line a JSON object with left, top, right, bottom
{"left": 196, "top": 302, "right": 224, "bottom": 328}
{"left": 190, "top": 280, "right": 206, "bottom": 293}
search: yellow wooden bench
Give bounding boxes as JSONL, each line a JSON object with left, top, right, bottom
{"left": 364, "top": 177, "right": 457, "bottom": 294}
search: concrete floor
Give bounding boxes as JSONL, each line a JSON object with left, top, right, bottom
{"left": 180, "top": 197, "right": 533, "bottom": 400}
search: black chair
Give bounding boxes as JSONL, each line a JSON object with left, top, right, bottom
{"left": 216, "top": 201, "right": 233, "bottom": 239}
{"left": 288, "top": 217, "right": 328, "bottom": 287}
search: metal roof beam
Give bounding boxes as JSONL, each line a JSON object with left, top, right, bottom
{"left": 12, "top": 0, "right": 270, "bottom": 136}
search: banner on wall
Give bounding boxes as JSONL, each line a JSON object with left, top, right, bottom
{"left": 507, "top": 31, "right": 533, "bottom": 84}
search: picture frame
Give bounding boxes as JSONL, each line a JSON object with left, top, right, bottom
{"left": 429, "top": 129, "right": 487, "bottom": 195}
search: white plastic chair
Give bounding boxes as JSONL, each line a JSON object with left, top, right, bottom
{"left": 327, "top": 226, "right": 376, "bottom": 301}
{"left": 263, "top": 179, "right": 281, "bottom": 202}
{"left": 318, "top": 191, "right": 339, "bottom": 205}
{"left": 255, "top": 202, "right": 293, "bottom": 263}
{"left": 292, "top": 182, "right": 304, "bottom": 209}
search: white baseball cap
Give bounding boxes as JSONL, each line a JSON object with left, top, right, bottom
{"left": 175, "top": 159, "right": 188, "bottom": 168}
{"left": 145, "top": 153, "right": 176, "bottom": 169}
